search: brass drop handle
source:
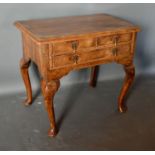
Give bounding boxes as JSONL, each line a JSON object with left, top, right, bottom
{"left": 71, "top": 41, "right": 78, "bottom": 50}
{"left": 71, "top": 54, "right": 79, "bottom": 63}
{"left": 112, "top": 48, "right": 117, "bottom": 56}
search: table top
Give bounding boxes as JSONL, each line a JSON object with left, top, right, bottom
{"left": 15, "top": 14, "right": 140, "bottom": 42}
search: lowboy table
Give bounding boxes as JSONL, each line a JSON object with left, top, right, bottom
{"left": 15, "top": 14, "right": 140, "bottom": 137}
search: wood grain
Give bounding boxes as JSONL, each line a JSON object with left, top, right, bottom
{"left": 15, "top": 14, "right": 140, "bottom": 42}
{"left": 15, "top": 14, "right": 140, "bottom": 137}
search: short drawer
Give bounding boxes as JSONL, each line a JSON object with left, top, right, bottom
{"left": 53, "top": 54, "right": 75, "bottom": 68}
{"left": 77, "top": 48, "right": 114, "bottom": 64}
{"left": 77, "top": 44, "right": 131, "bottom": 64}
{"left": 98, "top": 33, "right": 132, "bottom": 46}
{"left": 52, "top": 41, "right": 74, "bottom": 55}
{"left": 52, "top": 38, "right": 96, "bottom": 55}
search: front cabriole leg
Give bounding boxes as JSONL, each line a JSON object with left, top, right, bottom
{"left": 41, "top": 79, "right": 60, "bottom": 137}
{"left": 118, "top": 63, "right": 135, "bottom": 113}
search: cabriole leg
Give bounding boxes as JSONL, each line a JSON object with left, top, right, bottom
{"left": 20, "top": 58, "right": 32, "bottom": 106}
{"left": 118, "top": 64, "right": 135, "bottom": 113}
{"left": 41, "top": 79, "right": 60, "bottom": 137}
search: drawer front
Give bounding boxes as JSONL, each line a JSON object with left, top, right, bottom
{"left": 52, "top": 38, "right": 96, "bottom": 55}
{"left": 53, "top": 41, "right": 74, "bottom": 55}
{"left": 98, "top": 33, "right": 132, "bottom": 46}
{"left": 77, "top": 48, "right": 114, "bottom": 64}
{"left": 77, "top": 44, "right": 131, "bottom": 64}
{"left": 54, "top": 54, "right": 75, "bottom": 68}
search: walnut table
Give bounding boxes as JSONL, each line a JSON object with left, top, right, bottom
{"left": 15, "top": 14, "right": 140, "bottom": 137}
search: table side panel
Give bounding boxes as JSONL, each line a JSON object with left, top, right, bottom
{"left": 22, "top": 33, "right": 50, "bottom": 79}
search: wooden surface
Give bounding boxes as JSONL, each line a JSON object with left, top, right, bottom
{"left": 15, "top": 14, "right": 140, "bottom": 137}
{"left": 15, "top": 14, "right": 139, "bottom": 42}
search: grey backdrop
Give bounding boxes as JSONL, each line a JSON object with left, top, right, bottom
{"left": 0, "top": 3, "right": 154, "bottom": 95}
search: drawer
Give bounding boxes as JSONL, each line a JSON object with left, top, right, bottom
{"left": 77, "top": 48, "right": 114, "bottom": 64}
{"left": 52, "top": 41, "right": 74, "bottom": 55}
{"left": 52, "top": 38, "right": 96, "bottom": 55}
{"left": 98, "top": 33, "right": 132, "bottom": 46}
{"left": 54, "top": 54, "right": 75, "bottom": 68}
{"left": 77, "top": 44, "right": 131, "bottom": 64}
